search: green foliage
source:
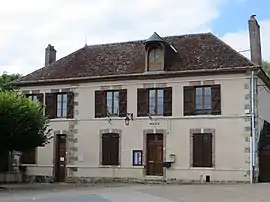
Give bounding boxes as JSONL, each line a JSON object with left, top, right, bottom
{"left": 0, "top": 91, "right": 52, "bottom": 154}
{"left": 0, "top": 72, "right": 21, "bottom": 91}
{"left": 262, "top": 61, "right": 270, "bottom": 77}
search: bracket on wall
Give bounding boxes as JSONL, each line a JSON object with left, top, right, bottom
{"left": 125, "top": 113, "right": 134, "bottom": 126}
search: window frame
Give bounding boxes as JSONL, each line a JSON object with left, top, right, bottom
{"left": 148, "top": 88, "right": 164, "bottom": 116}
{"left": 194, "top": 85, "right": 212, "bottom": 115}
{"left": 147, "top": 46, "right": 163, "bottom": 71}
{"left": 56, "top": 92, "right": 68, "bottom": 118}
{"left": 106, "top": 90, "right": 120, "bottom": 116}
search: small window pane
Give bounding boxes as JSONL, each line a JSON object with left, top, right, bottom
{"left": 157, "top": 97, "right": 163, "bottom": 114}
{"left": 149, "top": 50, "right": 155, "bottom": 62}
{"left": 155, "top": 49, "right": 160, "bottom": 61}
{"left": 62, "top": 109, "right": 67, "bottom": 118}
{"left": 57, "top": 109, "right": 62, "bottom": 118}
{"left": 113, "top": 92, "right": 119, "bottom": 115}
{"left": 32, "top": 95, "right": 38, "bottom": 102}
{"left": 57, "top": 94, "right": 62, "bottom": 103}
{"left": 107, "top": 91, "right": 112, "bottom": 100}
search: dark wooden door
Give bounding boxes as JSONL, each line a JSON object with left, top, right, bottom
{"left": 146, "top": 134, "right": 163, "bottom": 176}
{"left": 259, "top": 145, "right": 270, "bottom": 182}
{"left": 54, "top": 134, "right": 67, "bottom": 182}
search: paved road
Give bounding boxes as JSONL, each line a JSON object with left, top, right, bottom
{"left": 0, "top": 183, "right": 269, "bottom": 201}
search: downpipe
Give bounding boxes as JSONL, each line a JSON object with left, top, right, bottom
{"left": 250, "top": 70, "right": 256, "bottom": 183}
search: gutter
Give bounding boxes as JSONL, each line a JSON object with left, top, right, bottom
{"left": 12, "top": 66, "right": 254, "bottom": 87}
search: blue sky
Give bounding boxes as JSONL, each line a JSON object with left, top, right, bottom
{"left": 212, "top": 0, "right": 269, "bottom": 35}
{"left": 0, "top": 0, "right": 269, "bottom": 75}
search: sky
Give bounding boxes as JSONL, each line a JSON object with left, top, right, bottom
{"left": 0, "top": 0, "right": 269, "bottom": 75}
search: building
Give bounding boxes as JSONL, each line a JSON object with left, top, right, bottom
{"left": 14, "top": 16, "right": 270, "bottom": 183}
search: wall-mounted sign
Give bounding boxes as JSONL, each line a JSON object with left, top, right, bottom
{"left": 149, "top": 122, "right": 160, "bottom": 126}
{"left": 132, "top": 150, "right": 142, "bottom": 166}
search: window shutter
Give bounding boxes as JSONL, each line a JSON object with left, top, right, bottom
{"left": 211, "top": 85, "right": 221, "bottom": 115}
{"left": 163, "top": 87, "right": 172, "bottom": 116}
{"left": 101, "top": 134, "right": 111, "bottom": 165}
{"left": 45, "top": 93, "right": 56, "bottom": 119}
{"left": 67, "top": 92, "right": 74, "bottom": 118}
{"left": 202, "top": 134, "right": 213, "bottom": 167}
{"left": 192, "top": 134, "right": 203, "bottom": 167}
{"left": 184, "top": 86, "right": 195, "bottom": 116}
{"left": 119, "top": 90, "right": 127, "bottom": 117}
{"left": 95, "top": 91, "right": 106, "bottom": 118}
{"left": 110, "top": 133, "right": 120, "bottom": 165}
{"left": 137, "top": 88, "right": 148, "bottom": 117}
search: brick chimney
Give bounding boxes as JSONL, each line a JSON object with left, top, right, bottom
{"left": 248, "top": 15, "right": 262, "bottom": 66}
{"left": 45, "top": 44, "right": 56, "bottom": 66}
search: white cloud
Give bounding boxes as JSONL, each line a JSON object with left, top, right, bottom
{"left": 2, "top": 0, "right": 253, "bottom": 76}
{"left": 221, "top": 19, "right": 270, "bottom": 62}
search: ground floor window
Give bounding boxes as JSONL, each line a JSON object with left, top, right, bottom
{"left": 192, "top": 133, "right": 213, "bottom": 167}
{"left": 20, "top": 149, "right": 36, "bottom": 164}
{"left": 101, "top": 133, "right": 120, "bottom": 166}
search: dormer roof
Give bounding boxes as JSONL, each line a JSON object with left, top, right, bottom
{"left": 144, "top": 32, "right": 166, "bottom": 44}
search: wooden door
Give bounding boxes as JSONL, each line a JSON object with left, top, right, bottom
{"left": 146, "top": 134, "right": 163, "bottom": 176}
{"left": 259, "top": 145, "right": 270, "bottom": 182}
{"left": 54, "top": 134, "right": 67, "bottom": 182}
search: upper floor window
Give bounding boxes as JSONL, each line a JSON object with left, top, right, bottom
{"left": 106, "top": 91, "right": 119, "bottom": 116}
{"left": 57, "top": 93, "right": 68, "bottom": 118}
{"left": 95, "top": 89, "right": 127, "bottom": 118}
{"left": 45, "top": 92, "right": 74, "bottom": 119}
{"left": 149, "top": 89, "right": 164, "bottom": 115}
{"left": 148, "top": 48, "right": 163, "bottom": 71}
{"left": 184, "top": 85, "right": 221, "bottom": 116}
{"left": 137, "top": 87, "right": 172, "bottom": 117}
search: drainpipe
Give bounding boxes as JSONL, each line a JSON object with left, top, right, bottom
{"left": 250, "top": 69, "right": 256, "bottom": 183}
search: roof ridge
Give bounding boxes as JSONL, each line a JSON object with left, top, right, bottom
{"left": 85, "top": 32, "right": 212, "bottom": 47}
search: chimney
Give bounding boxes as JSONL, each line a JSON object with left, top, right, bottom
{"left": 45, "top": 44, "right": 56, "bottom": 66}
{"left": 248, "top": 15, "right": 262, "bottom": 66}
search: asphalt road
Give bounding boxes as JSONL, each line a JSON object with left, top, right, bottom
{"left": 0, "top": 183, "right": 269, "bottom": 202}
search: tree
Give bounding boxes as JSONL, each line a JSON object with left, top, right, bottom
{"left": 0, "top": 91, "right": 52, "bottom": 154}
{"left": 262, "top": 61, "right": 270, "bottom": 77}
{"left": 0, "top": 72, "right": 21, "bottom": 91}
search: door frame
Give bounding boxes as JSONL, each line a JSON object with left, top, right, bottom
{"left": 53, "top": 133, "right": 67, "bottom": 182}
{"left": 145, "top": 133, "right": 164, "bottom": 176}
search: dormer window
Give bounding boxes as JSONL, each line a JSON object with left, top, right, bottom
{"left": 149, "top": 48, "right": 161, "bottom": 63}
{"left": 144, "top": 32, "right": 166, "bottom": 72}
{"left": 148, "top": 47, "right": 163, "bottom": 71}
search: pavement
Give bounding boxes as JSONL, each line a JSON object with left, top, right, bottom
{"left": 0, "top": 183, "right": 269, "bottom": 201}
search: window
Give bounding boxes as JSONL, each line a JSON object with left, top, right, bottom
{"left": 195, "top": 86, "right": 211, "bottom": 114}
{"left": 57, "top": 93, "right": 68, "bottom": 118}
{"left": 149, "top": 89, "right": 164, "bottom": 115}
{"left": 26, "top": 93, "right": 43, "bottom": 104}
{"left": 192, "top": 133, "right": 213, "bottom": 167}
{"left": 45, "top": 92, "right": 74, "bottom": 119}
{"left": 101, "top": 133, "right": 120, "bottom": 166}
{"left": 148, "top": 48, "right": 163, "bottom": 71}
{"left": 95, "top": 90, "right": 127, "bottom": 118}
{"left": 137, "top": 87, "right": 172, "bottom": 117}
{"left": 149, "top": 48, "right": 161, "bottom": 62}
{"left": 184, "top": 85, "right": 221, "bottom": 116}
{"left": 106, "top": 91, "right": 119, "bottom": 116}
{"left": 20, "top": 149, "right": 36, "bottom": 164}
